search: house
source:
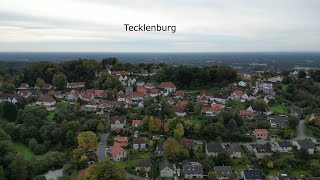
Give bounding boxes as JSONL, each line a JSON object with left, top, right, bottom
{"left": 117, "top": 91, "right": 126, "bottom": 102}
{"left": 278, "top": 175, "right": 296, "bottom": 180}
{"left": 79, "top": 93, "right": 94, "bottom": 102}
{"left": 214, "top": 166, "right": 235, "bottom": 180}
{"left": 253, "top": 129, "right": 268, "bottom": 140}
{"left": 150, "top": 88, "right": 160, "bottom": 97}
{"left": 176, "top": 100, "right": 188, "bottom": 108}
{"left": 138, "top": 70, "right": 149, "bottom": 77}
{"left": 34, "top": 83, "right": 53, "bottom": 90}
{"left": 212, "top": 92, "right": 229, "bottom": 104}
{"left": 242, "top": 170, "right": 263, "bottom": 180}
{"left": 173, "top": 90, "right": 184, "bottom": 99}
{"left": 225, "top": 143, "right": 242, "bottom": 158}
{"left": 125, "top": 86, "right": 134, "bottom": 95}
{"left": 137, "top": 86, "right": 147, "bottom": 93}
{"left": 36, "top": 95, "right": 56, "bottom": 110}
{"left": 158, "top": 82, "right": 176, "bottom": 93}
{"left": 132, "top": 120, "right": 142, "bottom": 128}
{"left": 291, "top": 107, "right": 302, "bottom": 117}
{"left": 238, "top": 81, "right": 247, "bottom": 87}
{"left": 145, "top": 82, "right": 155, "bottom": 89}
{"left": 231, "top": 90, "right": 244, "bottom": 100}
{"left": 211, "top": 103, "right": 224, "bottom": 113}
{"left": 199, "top": 93, "right": 210, "bottom": 105}
{"left": 132, "top": 138, "right": 147, "bottom": 150}
{"left": 271, "top": 140, "right": 294, "bottom": 153}
{"left": 110, "top": 116, "right": 126, "bottom": 130}
{"left": 206, "top": 143, "right": 224, "bottom": 157}
{"left": 17, "top": 83, "right": 30, "bottom": 90}
{"left": 114, "top": 137, "right": 128, "bottom": 147}
{"left": 155, "top": 143, "right": 164, "bottom": 156}
{"left": 18, "top": 90, "right": 32, "bottom": 98}
{"left": 293, "top": 139, "right": 315, "bottom": 154}
{"left": 67, "top": 82, "right": 85, "bottom": 89}
{"left": 253, "top": 144, "right": 272, "bottom": 158}
{"left": 135, "top": 159, "right": 152, "bottom": 173}
{"left": 202, "top": 106, "right": 215, "bottom": 116}
{"left": 224, "top": 83, "right": 238, "bottom": 91}
{"left": 180, "top": 138, "right": 194, "bottom": 150}
{"left": 66, "top": 90, "right": 78, "bottom": 102}
{"left": 240, "top": 110, "right": 253, "bottom": 118}
{"left": 262, "top": 82, "right": 273, "bottom": 94}
{"left": 159, "top": 160, "right": 175, "bottom": 178}
{"left": 183, "top": 162, "right": 203, "bottom": 179}
{"left": 110, "top": 144, "right": 126, "bottom": 162}
{"left": 172, "top": 105, "right": 186, "bottom": 117}
{"left": 136, "top": 81, "right": 145, "bottom": 87}
{"left": 270, "top": 116, "right": 289, "bottom": 128}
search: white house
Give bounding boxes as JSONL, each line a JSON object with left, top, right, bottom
{"left": 110, "top": 116, "right": 126, "bottom": 130}
{"left": 159, "top": 160, "right": 175, "bottom": 178}
{"left": 36, "top": 95, "right": 56, "bottom": 111}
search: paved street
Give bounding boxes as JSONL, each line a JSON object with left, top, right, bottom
{"left": 126, "top": 172, "right": 150, "bottom": 180}
{"left": 97, "top": 133, "right": 109, "bottom": 161}
{"left": 295, "top": 120, "right": 316, "bottom": 141}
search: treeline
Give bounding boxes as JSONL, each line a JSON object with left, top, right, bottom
{"left": 154, "top": 64, "right": 237, "bottom": 89}
{"left": 0, "top": 57, "right": 238, "bottom": 90}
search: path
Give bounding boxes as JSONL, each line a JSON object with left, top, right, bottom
{"left": 97, "top": 133, "right": 109, "bottom": 161}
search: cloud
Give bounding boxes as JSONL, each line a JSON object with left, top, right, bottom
{"left": 0, "top": 0, "right": 319, "bottom": 52}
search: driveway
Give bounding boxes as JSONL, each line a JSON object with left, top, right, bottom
{"left": 97, "top": 133, "right": 109, "bottom": 161}
{"left": 125, "top": 172, "right": 150, "bottom": 180}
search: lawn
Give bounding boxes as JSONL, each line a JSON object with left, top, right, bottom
{"left": 13, "top": 143, "right": 52, "bottom": 160}
{"left": 47, "top": 112, "right": 55, "bottom": 121}
{"left": 271, "top": 104, "right": 288, "bottom": 114}
{"left": 229, "top": 101, "right": 246, "bottom": 110}
{"left": 291, "top": 170, "right": 310, "bottom": 178}
{"left": 117, "top": 151, "right": 152, "bottom": 174}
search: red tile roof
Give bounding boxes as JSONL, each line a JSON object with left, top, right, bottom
{"left": 254, "top": 129, "right": 268, "bottom": 135}
{"left": 132, "top": 120, "right": 142, "bottom": 125}
{"left": 111, "top": 144, "right": 125, "bottom": 157}
{"left": 137, "top": 86, "right": 147, "bottom": 93}
{"left": 240, "top": 110, "right": 253, "bottom": 116}
{"left": 212, "top": 104, "right": 223, "bottom": 111}
{"left": 158, "top": 82, "right": 176, "bottom": 89}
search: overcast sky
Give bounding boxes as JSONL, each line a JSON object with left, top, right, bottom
{"left": 0, "top": 0, "right": 319, "bottom": 52}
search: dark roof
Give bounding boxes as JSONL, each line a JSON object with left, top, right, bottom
{"left": 133, "top": 138, "right": 146, "bottom": 144}
{"left": 243, "top": 170, "right": 263, "bottom": 179}
{"left": 271, "top": 116, "right": 289, "bottom": 125}
{"left": 172, "top": 105, "right": 185, "bottom": 113}
{"left": 37, "top": 95, "right": 55, "bottom": 103}
{"left": 159, "top": 160, "right": 174, "bottom": 171}
{"left": 111, "top": 115, "right": 126, "bottom": 123}
{"left": 254, "top": 144, "right": 272, "bottom": 153}
{"left": 135, "top": 159, "right": 152, "bottom": 168}
{"left": 206, "top": 143, "right": 224, "bottom": 153}
{"left": 156, "top": 143, "right": 164, "bottom": 152}
{"left": 183, "top": 162, "right": 203, "bottom": 174}
{"left": 278, "top": 141, "right": 293, "bottom": 148}
{"left": 296, "top": 139, "right": 315, "bottom": 150}
{"left": 291, "top": 107, "right": 302, "bottom": 114}
{"left": 214, "top": 166, "right": 234, "bottom": 178}
{"left": 278, "top": 176, "right": 296, "bottom": 180}
{"left": 228, "top": 143, "right": 241, "bottom": 153}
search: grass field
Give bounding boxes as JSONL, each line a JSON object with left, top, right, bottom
{"left": 291, "top": 170, "right": 310, "bottom": 178}
{"left": 271, "top": 104, "right": 288, "bottom": 114}
{"left": 13, "top": 143, "right": 51, "bottom": 160}
{"left": 118, "top": 151, "right": 152, "bottom": 173}
{"left": 229, "top": 101, "right": 246, "bottom": 110}
{"left": 47, "top": 112, "right": 55, "bottom": 121}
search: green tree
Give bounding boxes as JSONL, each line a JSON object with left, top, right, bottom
{"left": 77, "top": 131, "right": 98, "bottom": 151}
{"left": 194, "top": 103, "right": 202, "bottom": 115}
{"left": 35, "top": 78, "right": 46, "bottom": 89}
{"left": 174, "top": 123, "right": 184, "bottom": 140}
{"left": 1, "top": 102, "right": 17, "bottom": 121}
{"left": 208, "top": 171, "right": 218, "bottom": 180}
{"left": 253, "top": 99, "right": 268, "bottom": 113}
{"left": 9, "top": 154, "right": 28, "bottom": 180}
{"left": 52, "top": 73, "right": 67, "bottom": 90}
{"left": 84, "top": 160, "right": 126, "bottom": 180}
{"left": 2, "top": 82, "right": 15, "bottom": 94}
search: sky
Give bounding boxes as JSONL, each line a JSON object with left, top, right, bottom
{"left": 0, "top": 0, "right": 320, "bottom": 52}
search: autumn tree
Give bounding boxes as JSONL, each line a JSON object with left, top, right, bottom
{"left": 208, "top": 171, "right": 218, "bottom": 180}
{"left": 84, "top": 160, "right": 127, "bottom": 180}
{"left": 77, "top": 131, "right": 98, "bottom": 151}
{"left": 164, "top": 138, "right": 181, "bottom": 161}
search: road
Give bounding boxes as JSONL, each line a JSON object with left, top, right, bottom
{"left": 295, "top": 120, "right": 316, "bottom": 141}
{"left": 97, "top": 133, "right": 109, "bottom": 161}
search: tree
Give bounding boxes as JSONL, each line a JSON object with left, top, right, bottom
{"left": 35, "top": 78, "right": 46, "bottom": 89}
{"left": 208, "top": 171, "right": 218, "bottom": 180}
{"left": 194, "top": 103, "right": 202, "bottom": 115}
{"left": 0, "top": 166, "right": 5, "bottom": 180}
{"left": 0, "top": 128, "right": 11, "bottom": 141}
{"left": 298, "top": 71, "right": 307, "bottom": 78}
{"left": 174, "top": 123, "right": 184, "bottom": 140}
{"left": 84, "top": 160, "right": 126, "bottom": 180}
{"left": 77, "top": 131, "right": 98, "bottom": 151}
{"left": 253, "top": 99, "right": 268, "bottom": 113}
{"left": 52, "top": 73, "right": 67, "bottom": 90}
{"left": 9, "top": 154, "right": 28, "bottom": 180}
{"left": 164, "top": 138, "right": 181, "bottom": 161}
{"left": 2, "top": 82, "right": 15, "bottom": 94}
{"left": 1, "top": 102, "right": 17, "bottom": 121}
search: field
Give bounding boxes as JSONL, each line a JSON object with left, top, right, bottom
{"left": 13, "top": 143, "right": 52, "bottom": 160}
{"left": 271, "top": 104, "right": 288, "bottom": 114}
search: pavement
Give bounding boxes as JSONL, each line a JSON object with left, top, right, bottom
{"left": 125, "top": 172, "right": 150, "bottom": 180}
{"left": 97, "top": 133, "right": 109, "bottom": 161}
{"left": 295, "top": 120, "right": 317, "bottom": 141}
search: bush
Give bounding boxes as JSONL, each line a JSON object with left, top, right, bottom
{"left": 33, "top": 144, "right": 47, "bottom": 155}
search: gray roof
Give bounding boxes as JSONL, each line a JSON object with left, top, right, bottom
{"left": 206, "top": 143, "right": 224, "bottom": 153}
{"left": 229, "top": 143, "right": 241, "bottom": 153}
{"left": 297, "top": 139, "right": 315, "bottom": 150}
{"left": 156, "top": 143, "right": 164, "bottom": 152}
{"left": 254, "top": 144, "right": 272, "bottom": 153}
{"left": 271, "top": 116, "right": 289, "bottom": 125}
{"left": 214, "top": 166, "right": 234, "bottom": 178}
{"left": 278, "top": 176, "right": 296, "bottom": 180}
{"left": 159, "top": 160, "right": 174, "bottom": 171}
{"left": 278, "top": 141, "right": 293, "bottom": 148}
{"left": 183, "top": 162, "right": 203, "bottom": 174}
{"left": 136, "top": 159, "right": 152, "bottom": 168}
